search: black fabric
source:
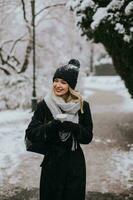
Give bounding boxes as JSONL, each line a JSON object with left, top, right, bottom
{"left": 25, "top": 119, "right": 61, "bottom": 155}
{"left": 25, "top": 135, "right": 49, "bottom": 155}
{"left": 25, "top": 99, "right": 93, "bottom": 200}
{"left": 45, "top": 119, "right": 62, "bottom": 142}
{"left": 40, "top": 149, "right": 86, "bottom": 200}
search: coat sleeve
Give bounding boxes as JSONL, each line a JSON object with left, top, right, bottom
{"left": 25, "top": 101, "right": 59, "bottom": 144}
{"left": 75, "top": 101, "right": 93, "bottom": 144}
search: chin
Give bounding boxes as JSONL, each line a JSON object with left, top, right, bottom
{"left": 55, "top": 92, "right": 64, "bottom": 96}
{"left": 53, "top": 89, "right": 67, "bottom": 97}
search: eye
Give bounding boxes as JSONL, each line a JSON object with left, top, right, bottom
{"left": 61, "top": 80, "right": 67, "bottom": 84}
{"left": 54, "top": 78, "right": 59, "bottom": 82}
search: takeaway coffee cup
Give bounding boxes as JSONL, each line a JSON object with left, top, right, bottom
{"left": 56, "top": 114, "right": 67, "bottom": 122}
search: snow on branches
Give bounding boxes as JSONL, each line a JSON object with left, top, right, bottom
{"left": 67, "top": 0, "right": 133, "bottom": 43}
{"left": 125, "top": 1, "right": 133, "bottom": 16}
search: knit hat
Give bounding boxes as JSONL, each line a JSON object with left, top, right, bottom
{"left": 53, "top": 59, "right": 80, "bottom": 89}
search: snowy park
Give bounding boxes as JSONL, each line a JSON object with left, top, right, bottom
{"left": 0, "top": 0, "right": 133, "bottom": 199}
{"left": 0, "top": 76, "right": 133, "bottom": 199}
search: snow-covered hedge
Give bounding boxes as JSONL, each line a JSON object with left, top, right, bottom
{"left": 67, "top": 0, "right": 133, "bottom": 98}
{"left": 67, "top": 0, "right": 133, "bottom": 43}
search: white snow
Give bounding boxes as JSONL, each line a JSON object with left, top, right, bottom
{"left": 123, "top": 34, "right": 131, "bottom": 43}
{"left": 130, "top": 27, "right": 133, "bottom": 32}
{"left": 67, "top": 0, "right": 81, "bottom": 10}
{"left": 116, "top": 89, "right": 133, "bottom": 113}
{"left": 125, "top": 2, "right": 133, "bottom": 16}
{"left": 94, "top": 56, "right": 112, "bottom": 66}
{"left": 84, "top": 76, "right": 125, "bottom": 91}
{"left": 115, "top": 23, "right": 125, "bottom": 34}
{"left": 89, "top": 0, "right": 126, "bottom": 31}
{"left": 67, "top": 64, "right": 79, "bottom": 70}
{"left": 107, "top": 0, "right": 125, "bottom": 11}
{"left": 91, "top": 8, "right": 107, "bottom": 30}
{"left": 68, "top": 0, "right": 133, "bottom": 46}
{"left": 0, "top": 109, "right": 30, "bottom": 124}
{"left": 109, "top": 150, "right": 133, "bottom": 189}
{"left": 0, "top": 109, "right": 32, "bottom": 185}
{"left": 80, "top": 0, "right": 95, "bottom": 10}
{"left": 83, "top": 76, "right": 133, "bottom": 112}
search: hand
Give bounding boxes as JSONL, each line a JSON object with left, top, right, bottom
{"left": 48, "top": 119, "right": 62, "bottom": 131}
{"left": 45, "top": 119, "right": 62, "bottom": 142}
{"left": 60, "top": 121, "right": 79, "bottom": 133}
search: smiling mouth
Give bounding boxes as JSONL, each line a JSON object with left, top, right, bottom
{"left": 56, "top": 90, "right": 63, "bottom": 92}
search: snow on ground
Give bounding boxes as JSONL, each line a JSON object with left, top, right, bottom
{"left": 84, "top": 76, "right": 125, "bottom": 91}
{"left": 0, "top": 109, "right": 32, "bottom": 185}
{"left": 110, "top": 149, "right": 133, "bottom": 189}
{"left": 83, "top": 76, "right": 133, "bottom": 112}
{"left": 0, "top": 109, "right": 31, "bottom": 124}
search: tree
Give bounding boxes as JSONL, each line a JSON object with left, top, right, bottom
{"left": 68, "top": 0, "right": 133, "bottom": 98}
{"left": 0, "top": 0, "right": 66, "bottom": 75}
{"left": 0, "top": 0, "right": 23, "bottom": 74}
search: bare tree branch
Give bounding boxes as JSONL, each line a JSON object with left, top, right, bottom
{"left": 0, "top": 67, "right": 11, "bottom": 75}
{"left": 0, "top": 34, "right": 28, "bottom": 72}
{"left": 35, "top": 3, "right": 66, "bottom": 17}
{"left": 1, "top": 40, "right": 14, "bottom": 48}
{"left": 0, "top": 1, "right": 66, "bottom": 75}
{"left": 10, "top": 34, "right": 27, "bottom": 54}
{"left": 0, "top": 48, "right": 18, "bottom": 72}
{"left": 36, "top": 15, "right": 67, "bottom": 27}
{"left": 21, "top": 0, "right": 28, "bottom": 23}
{"left": 18, "top": 42, "right": 32, "bottom": 73}
{"left": 0, "top": 34, "right": 31, "bottom": 74}
{"left": 1, "top": 33, "right": 27, "bottom": 49}
{"left": 7, "top": 55, "right": 20, "bottom": 66}
{"left": 0, "top": 1, "right": 32, "bottom": 75}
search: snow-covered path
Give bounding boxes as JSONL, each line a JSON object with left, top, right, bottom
{"left": 83, "top": 76, "right": 133, "bottom": 193}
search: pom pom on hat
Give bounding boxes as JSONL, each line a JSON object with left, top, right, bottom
{"left": 68, "top": 59, "right": 80, "bottom": 68}
{"left": 53, "top": 59, "right": 80, "bottom": 89}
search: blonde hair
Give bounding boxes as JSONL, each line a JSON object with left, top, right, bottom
{"left": 63, "top": 87, "right": 84, "bottom": 114}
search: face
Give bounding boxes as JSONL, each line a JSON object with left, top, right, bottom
{"left": 53, "top": 78, "right": 69, "bottom": 97}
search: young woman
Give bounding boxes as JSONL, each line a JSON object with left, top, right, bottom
{"left": 25, "top": 59, "right": 93, "bottom": 200}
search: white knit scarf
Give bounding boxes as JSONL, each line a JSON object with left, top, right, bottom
{"left": 44, "top": 89, "right": 81, "bottom": 151}
{"left": 44, "top": 89, "right": 80, "bottom": 123}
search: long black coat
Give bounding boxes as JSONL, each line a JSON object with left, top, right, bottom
{"left": 25, "top": 100, "right": 93, "bottom": 200}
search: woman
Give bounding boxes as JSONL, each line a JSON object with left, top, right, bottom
{"left": 25, "top": 59, "right": 93, "bottom": 200}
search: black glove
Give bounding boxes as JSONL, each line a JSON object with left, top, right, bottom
{"left": 45, "top": 119, "right": 62, "bottom": 141}
{"left": 47, "top": 119, "right": 62, "bottom": 131}
{"left": 60, "top": 121, "right": 79, "bottom": 134}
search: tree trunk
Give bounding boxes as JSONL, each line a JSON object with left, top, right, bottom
{"left": 112, "top": 48, "right": 133, "bottom": 98}
{"left": 19, "top": 27, "right": 32, "bottom": 73}
{"left": 94, "top": 26, "right": 133, "bottom": 98}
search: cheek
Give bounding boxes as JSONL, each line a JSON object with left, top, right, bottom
{"left": 53, "top": 83, "right": 56, "bottom": 88}
{"left": 64, "top": 85, "right": 69, "bottom": 92}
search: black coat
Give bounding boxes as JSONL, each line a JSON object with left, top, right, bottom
{"left": 25, "top": 100, "right": 93, "bottom": 200}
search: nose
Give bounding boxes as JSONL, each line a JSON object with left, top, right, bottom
{"left": 55, "top": 82, "right": 62, "bottom": 88}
